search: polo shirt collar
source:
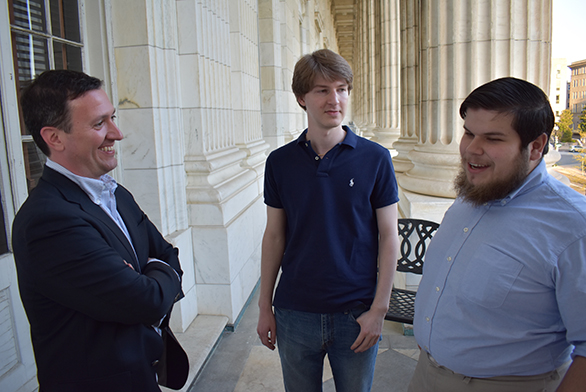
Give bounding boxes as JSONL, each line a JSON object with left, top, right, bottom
{"left": 296, "top": 125, "right": 357, "bottom": 148}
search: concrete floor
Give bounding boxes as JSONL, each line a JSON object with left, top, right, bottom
{"left": 188, "top": 288, "right": 419, "bottom": 392}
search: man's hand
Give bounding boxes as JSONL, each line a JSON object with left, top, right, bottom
{"left": 350, "top": 308, "right": 385, "bottom": 353}
{"left": 257, "top": 307, "right": 277, "bottom": 350}
{"left": 123, "top": 260, "right": 135, "bottom": 271}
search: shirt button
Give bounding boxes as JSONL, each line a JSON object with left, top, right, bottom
{"left": 463, "top": 227, "right": 469, "bottom": 233}
{"left": 314, "top": 156, "right": 319, "bottom": 161}
{"left": 151, "top": 359, "right": 159, "bottom": 367}
{"left": 447, "top": 256, "right": 452, "bottom": 262}
{"left": 436, "top": 287, "right": 440, "bottom": 292}
{"left": 426, "top": 317, "right": 430, "bottom": 322}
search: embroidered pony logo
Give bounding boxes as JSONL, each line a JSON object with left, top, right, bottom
{"left": 349, "top": 178, "right": 354, "bottom": 187}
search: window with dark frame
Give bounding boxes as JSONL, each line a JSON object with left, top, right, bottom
{"left": 9, "top": 0, "right": 82, "bottom": 192}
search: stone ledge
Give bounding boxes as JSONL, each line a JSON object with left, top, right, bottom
{"left": 161, "top": 314, "right": 229, "bottom": 392}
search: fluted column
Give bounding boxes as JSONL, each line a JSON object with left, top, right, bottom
{"left": 352, "top": 0, "right": 367, "bottom": 134}
{"left": 393, "top": 0, "right": 419, "bottom": 173}
{"left": 399, "top": 0, "right": 552, "bottom": 198}
{"left": 230, "top": 0, "right": 270, "bottom": 193}
{"left": 371, "top": 0, "right": 401, "bottom": 150}
{"left": 363, "top": 0, "right": 377, "bottom": 138}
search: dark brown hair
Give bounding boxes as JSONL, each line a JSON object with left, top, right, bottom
{"left": 20, "top": 70, "right": 103, "bottom": 156}
{"left": 460, "top": 77, "right": 554, "bottom": 155}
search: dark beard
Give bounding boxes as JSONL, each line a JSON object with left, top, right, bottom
{"left": 454, "top": 150, "right": 530, "bottom": 206}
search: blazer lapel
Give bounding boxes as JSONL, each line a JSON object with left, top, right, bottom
{"left": 115, "top": 189, "right": 145, "bottom": 269}
{"left": 41, "top": 167, "right": 140, "bottom": 268}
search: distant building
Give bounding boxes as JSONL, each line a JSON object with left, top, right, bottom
{"left": 550, "top": 58, "right": 569, "bottom": 125}
{"left": 569, "top": 59, "right": 586, "bottom": 137}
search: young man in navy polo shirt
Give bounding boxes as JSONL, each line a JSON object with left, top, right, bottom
{"left": 256, "top": 49, "right": 400, "bottom": 392}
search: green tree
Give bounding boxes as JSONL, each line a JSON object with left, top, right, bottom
{"left": 574, "top": 149, "right": 586, "bottom": 174}
{"left": 579, "top": 106, "right": 586, "bottom": 141}
{"left": 556, "top": 109, "right": 574, "bottom": 143}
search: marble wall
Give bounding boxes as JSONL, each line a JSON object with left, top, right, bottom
{"left": 109, "top": 0, "right": 342, "bottom": 326}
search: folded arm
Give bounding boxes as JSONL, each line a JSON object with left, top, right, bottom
{"left": 16, "top": 206, "right": 181, "bottom": 326}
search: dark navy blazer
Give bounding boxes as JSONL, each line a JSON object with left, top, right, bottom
{"left": 12, "top": 166, "right": 183, "bottom": 392}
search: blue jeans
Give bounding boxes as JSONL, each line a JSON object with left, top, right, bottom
{"left": 274, "top": 306, "right": 378, "bottom": 392}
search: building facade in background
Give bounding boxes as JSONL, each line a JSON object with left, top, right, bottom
{"left": 0, "top": 1, "right": 555, "bottom": 390}
{"left": 569, "top": 59, "right": 586, "bottom": 134}
{"left": 550, "top": 58, "right": 569, "bottom": 123}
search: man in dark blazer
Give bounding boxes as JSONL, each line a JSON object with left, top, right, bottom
{"left": 12, "top": 70, "right": 185, "bottom": 392}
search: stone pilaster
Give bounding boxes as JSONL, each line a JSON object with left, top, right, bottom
{"left": 177, "top": 0, "right": 265, "bottom": 324}
{"left": 112, "top": 0, "right": 196, "bottom": 331}
{"left": 259, "top": 0, "right": 293, "bottom": 150}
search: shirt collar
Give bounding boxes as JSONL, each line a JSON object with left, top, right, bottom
{"left": 45, "top": 159, "right": 117, "bottom": 205}
{"left": 296, "top": 125, "right": 357, "bottom": 148}
{"left": 488, "top": 159, "right": 548, "bottom": 206}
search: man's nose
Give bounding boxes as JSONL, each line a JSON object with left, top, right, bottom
{"left": 327, "top": 90, "right": 340, "bottom": 104}
{"left": 465, "top": 138, "right": 483, "bottom": 154}
{"left": 108, "top": 122, "right": 124, "bottom": 141}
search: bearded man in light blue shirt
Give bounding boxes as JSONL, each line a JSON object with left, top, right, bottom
{"left": 409, "top": 77, "right": 586, "bottom": 392}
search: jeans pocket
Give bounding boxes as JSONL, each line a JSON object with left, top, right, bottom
{"left": 348, "top": 304, "right": 369, "bottom": 322}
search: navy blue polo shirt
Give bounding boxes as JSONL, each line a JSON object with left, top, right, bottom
{"left": 264, "top": 126, "right": 399, "bottom": 313}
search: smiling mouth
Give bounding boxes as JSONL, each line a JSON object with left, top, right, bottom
{"left": 100, "top": 146, "right": 115, "bottom": 153}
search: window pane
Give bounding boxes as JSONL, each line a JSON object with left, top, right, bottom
{"left": 12, "top": 32, "right": 50, "bottom": 94}
{"left": 53, "top": 42, "right": 82, "bottom": 72}
{"left": 10, "top": 0, "right": 81, "bottom": 193}
{"left": 50, "top": 0, "right": 80, "bottom": 42}
{"left": 10, "top": 0, "right": 47, "bottom": 33}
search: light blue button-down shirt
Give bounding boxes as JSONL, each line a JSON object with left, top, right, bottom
{"left": 413, "top": 160, "right": 586, "bottom": 377}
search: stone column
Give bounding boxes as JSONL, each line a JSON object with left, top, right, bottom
{"left": 371, "top": 0, "right": 401, "bottom": 150}
{"left": 259, "top": 0, "right": 295, "bottom": 150}
{"left": 399, "top": 0, "right": 552, "bottom": 199}
{"left": 363, "top": 0, "right": 377, "bottom": 139}
{"left": 230, "top": 0, "right": 270, "bottom": 193}
{"left": 351, "top": 0, "right": 368, "bottom": 134}
{"left": 392, "top": 0, "right": 419, "bottom": 173}
{"left": 112, "top": 0, "right": 196, "bottom": 331}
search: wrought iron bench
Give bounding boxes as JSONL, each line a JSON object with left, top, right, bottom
{"left": 385, "top": 218, "right": 440, "bottom": 324}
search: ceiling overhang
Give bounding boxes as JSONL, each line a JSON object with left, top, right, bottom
{"left": 331, "top": 0, "right": 356, "bottom": 68}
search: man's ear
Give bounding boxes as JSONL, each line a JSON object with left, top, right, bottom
{"left": 40, "top": 126, "right": 65, "bottom": 153}
{"left": 296, "top": 95, "right": 307, "bottom": 110}
{"left": 528, "top": 133, "right": 548, "bottom": 161}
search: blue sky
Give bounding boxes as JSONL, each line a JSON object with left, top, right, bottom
{"left": 552, "top": 0, "right": 586, "bottom": 63}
